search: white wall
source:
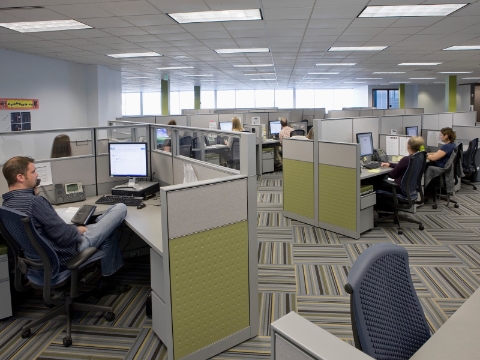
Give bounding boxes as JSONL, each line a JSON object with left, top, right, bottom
{"left": 457, "top": 84, "right": 471, "bottom": 111}
{"left": 0, "top": 48, "right": 121, "bottom": 131}
{"left": 404, "top": 84, "right": 418, "bottom": 108}
{"left": 418, "top": 84, "right": 445, "bottom": 113}
{"left": 352, "top": 86, "right": 368, "bottom": 107}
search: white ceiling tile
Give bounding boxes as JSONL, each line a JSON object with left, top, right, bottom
{"left": 194, "top": 31, "right": 232, "bottom": 40}
{"left": 1, "top": 8, "right": 69, "bottom": 21}
{"left": 0, "top": 12, "right": 24, "bottom": 23}
{"left": 156, "top": 32, "right": 196, "bottom": 41}
{"left": 103, "top": 27, "right": 149, "bottom": 36}
{"left": 122, "top": 14, "right": 175, "bottom": 27}
{"left": 97, "top": 1, "right": 161, "bottom": 16}
{"left": 80, "top": 17, "right": 133, "bottom": 28}
{"left": 121, "top": 34, "right": 161, "bottom": 42}
{"left": 263, "top": 8, "right": 313, "bottom": 20}
{"left": 46, "top": 4, "right": 114, "bottom": 18}
{"left": 349, "top": 18, "right": 398, "bottom": 28}
{"left": 311, "top": 6, "right": 365, "bottom": 19}
{"left": 63, "top": 29, "right": 111, "bottom": 38}
{"left": 146, "top": 0, "right": 209, "bottom": 13}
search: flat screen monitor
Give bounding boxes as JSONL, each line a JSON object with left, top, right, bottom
{"left": 156, "top": 128, "right": 168, "bottom": 139}
{"left": 406, "top": 126, "right": 418, "bottom": 136}
{"left": 356, "top": 132, "right": 374, "bottom": 157}
{"left": 219, "top": 121, "right": 232, "bottom": 131}
{"left": 109, "top": 142, "right": 148, "bottom": 178}
{"left": 269, "top": 121, "right": 281, "bottom": 135}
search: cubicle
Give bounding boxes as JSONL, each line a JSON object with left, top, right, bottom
{"left": 326, "top": 108, "right": 424, "bottom": 119}
{"left": 0, "top": 123, "right": 258, "bottom": 360}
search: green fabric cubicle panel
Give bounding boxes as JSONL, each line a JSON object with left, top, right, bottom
{"left": 169, "top": 221, "right": 249, "bottom": 360}
{"left": 318, "top": 164, "right": 356, "bottom": 231}
{"left": 283, "top": 159, "right": 314, "bottom": 219}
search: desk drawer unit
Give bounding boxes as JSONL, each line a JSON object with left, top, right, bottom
{"left": 152, "top": 291, "right": 167, "bottom": 343}
{"left": 262, "top": 149, "right": 274, "bottom": 160}
{"left": 150, "top": 249, "right": 165, "bottom": 302}
{"left": 360, "top": 192, "right": 376, "bottom": 210}
{"left": 263, "top": 149, "right": 275, "bottom": 173}
{"left": 0, "top": 253, "right": 12, "bottom": 319}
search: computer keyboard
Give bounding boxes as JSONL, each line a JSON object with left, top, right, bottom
{"left": 95, "top": 195, "right": 143, "bottom": 206}
{"left": 363, "top": 161, "right": 381, "bottom": 169}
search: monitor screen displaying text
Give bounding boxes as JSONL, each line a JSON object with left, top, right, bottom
{"left": 109, "top": 143, "right": 148, "bottom": 177}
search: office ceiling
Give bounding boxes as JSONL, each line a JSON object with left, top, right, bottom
{"left": 0, "top": 0, "right": 480, "bottom": 92}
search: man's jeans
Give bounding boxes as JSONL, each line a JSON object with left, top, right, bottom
{"left": 78, "top": 203, "right": 127, "bottom": 276}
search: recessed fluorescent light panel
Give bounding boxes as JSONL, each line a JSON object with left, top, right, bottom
{"left": 157, "top": 66, "right": 194, "bottom": 70}
{"left": 373, "top": 72, "right": 405, "bottom": 74}
{"left": 409, "top": 78, "right": 437, "bottom": 80}
{"left": 328, "top": 46, "right": 387, "bottom": 51}
{"left": 168, "top": 9, "right": 262, "bottom": 24}
{"left": 0, "top": 19, "right": 91, "bottom": 33}
{"left": 244, "top": 73, "right": 275, "bottom": 75}
{"left": 234, "top": 64, "right": 273, "bottom": 67}
{"left": 344, "top": 81, "right": 366, "bottom": 83}
{"left": 357, "top": 78, "right": 382, "bottom": 80}
{"left": 108, "top": 52, "right": 162, "bottom": 58}
{"left": 315, "top": 63, "right": 356, "bottom": 66}
{"left": 250, "top": 79, "right": 276, "bottom": 81}
{"left": 438, "top": 71, "right": 473, "bottom": 74}
{"left": 358, "top": 4, "right": 467, "bottom": 18}
{"left": 444, "top": 45, "right": 480, "bottom": 51}
{"left": 399, "top": 62, "right": 442, "bottom": 66}
{"left": 462, "top": 77, "right": 480, "bottom": 79}
{"left": 125, "top": 77, "right": 150, "bottom": 79}
{"left": 308, "top": 72, "right": 339, "bottom": 75}
{"left": 184, "top": 74, "right": 213, "bottom": 77}
{"left": 389, "top": 82, "right": 411, "bottom": 84}
{"left": 215, "top": 48, "right": 269, "bottom": 54}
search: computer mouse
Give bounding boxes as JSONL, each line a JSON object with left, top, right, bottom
{"left": 137, "top": 203, "right": 146, "bottom": 209}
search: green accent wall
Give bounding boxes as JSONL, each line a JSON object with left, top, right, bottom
{"left": 445, "top": 75, "right": 457, "bottom": 112}
{"left": 161, "top": 78, "right": 170, "bottom": 115}
{"left": 169, "top": 221, "right": 249, "bottom": 360}
{"left": 318, "top": 164, "right": 356, "bottom": 231}
{"left": 283, "top": 159, "right": 314, "bottom": 219}
{"left": 399, "top": 84, "right": 405, "bottom": 109}
{"left": 194, "top": 86, "right": 201, "bottom": 110}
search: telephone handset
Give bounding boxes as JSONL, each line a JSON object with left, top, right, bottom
{"left": 54, "top": 182, "right": 86, "bottom": 204}
{"left": 373, "top": 149, "right": 388, "bottom": 162}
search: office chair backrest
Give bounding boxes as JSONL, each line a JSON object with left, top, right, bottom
{"left": 399, "top": 151, "right": 426, "bottom": 204}
{"left": 345, "top": 243, "right": 430, "bottom": 360}
{"left": 290, "top": 129, "right": 305, "bottom": 137}
{"left": 462, "top": 138, "right": 478, "bottom": 177}
{"left": 231, "top": 138, "right": 240, "bottom": 161}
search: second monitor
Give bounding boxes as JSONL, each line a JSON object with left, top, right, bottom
{"left": 219, "top": 121, "right": 233, "bottom": 131}
{"left": 356, "top": 132, "right": 374, "bottom": 157}
{"left": 269, "top": 121, "right": 281, "bottom": 138}
{"left": 406, "top": 126, "right": 418, "bottom": 136}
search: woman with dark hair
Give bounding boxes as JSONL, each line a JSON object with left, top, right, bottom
{"left": 427, "top": 127, "right": 456, "bottom": 168}
{"left": 50, "top": 134, "right": 72, "bottom": 158}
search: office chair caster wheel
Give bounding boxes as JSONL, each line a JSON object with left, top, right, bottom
{"left": 419, "top": 225, "right": 424, "bottom": 230}
{"left": 432, "top": 204, "right": 438, "bottom": 209}
{"left": 398, "top": 230, "right": 403, "bottom": 235}
{"left": 21, "top": 329, "right": 31, "bottom": 338}
{"left": 63, "top": 337, "right": 72, "bottom": 347}
{"left": 473, "top": 186, "right": 477, "bottom": 190}
{"left": 105, "top": 312, "right": 115, "bottom": 322}
{"left": 454, "top": 204, "right": 459, "bottom": 208}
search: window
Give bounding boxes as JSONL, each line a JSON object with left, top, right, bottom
{"left": 217, "top": 90, "right": 236, "bottom": 108}
{"left": 236, "top": 90, "right": 255, "bottom": 108}
{"left": 275, "top": 90, "right": 293, "bottom": 108}
{"left": 373, "top": 89, "right": 399, "bottom": 109}
{"left": 314, "top": 89, "right": 334, "bottom": 111}
{"left": 170, "top": 92, "right": 180, "bottom": 115}
{"left": 296, "top": 89, "right": 315, "bottom": 108}
{"left": 201, "top": 91, "right": 215, "bottom": 109}
{"left": 123, "top": 93, "right": 141, "bottom": 116}
{"left": 179, "top": 91, "right": 194, "bottom": 112}
{"left": 255, "top": 90, "right": 274, "bottom": 108}
{"left": 142, "top": 92, "right": 161, "bottom": 115}
{"left": 333, "top": 89, "right": 354, "bottom": 110}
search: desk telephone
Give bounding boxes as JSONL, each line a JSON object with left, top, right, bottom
{"left": 54, "top": 182, "right": 86, "bottom": 204}
{"left": 372, "top": 149, "right": 388, "bottom": 163}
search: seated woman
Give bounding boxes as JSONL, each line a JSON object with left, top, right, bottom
{"left": 225, "top": 117, "right": 243, "bottom": 147}
{"left": 51, "top": 134, "right": 72, "bottom": 158}
{"left": 163, "top": 119, "right": 176, "bottom": 152}
{"left": 426, "top": 127, "right": 456, "bottom": 168}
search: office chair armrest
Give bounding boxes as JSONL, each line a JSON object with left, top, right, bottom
{"left": 66, "top": 247, "right": 98, "bottom": 270}
{"left": 382, "top": 179, "right": 399, "bottom": 188}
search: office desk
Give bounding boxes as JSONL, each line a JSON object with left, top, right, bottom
{"left": 261, "top": 140, "right": 280, "bottom": 173}
{"left": 410, "top": 286, "right": 480, "bottom": 360}
{"left": 360, "top": 167, "right": 391, "bottom": 180}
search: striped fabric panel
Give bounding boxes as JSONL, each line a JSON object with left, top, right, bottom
{"left": 419, "top": 297, "right": 448, "bottom": 334}
{"left": 293, "top": 226, "right": 341, "bottom": 244}
{"left": 257, "top": 212, "right": 291, "bottom": 227}
{"left": 295, "top": 265, "right": 350, "bottom": 296}
{"left": 413, "top": 267, "right": 480, "bottom": 298}
{"left": 293, "top": 244, "right": 351, "bottom": 265}
{"left": 258, "top": 293, "right": 297, "bottom": 336}
{"left": 211, "top": 336, "right": 271, "bottom": 359}
{"left": 258, "top": 265, "right": 296, "bottom": 293}
{"left": 426, "top": 228, "right": 480, "bottom": 245}
{"left": 258, "top": 242, "right": 293, "bottom": 265}
{"left": 257, "top": 227, "right": 293, "bottom": 242}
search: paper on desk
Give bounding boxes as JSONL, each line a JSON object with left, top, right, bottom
{"left": 386, "top": 136, "right": 399, "bottom": 156}
{"left": 66, "top": 207, "right": 80, "bottom": 213}
{"left": 368, "top": 169, "right": 381, "bottom": 173}
{"left": 35, "top": 162, "right": 53, "bottom": 186}
{"left": 55, "top": 207, "right": 78, "bottom": 224}
{"left": 399, "top": 136, "right": 410, "bottom": 156}
{"left": 427, "top": 131, "right": 441, "bottom": 147}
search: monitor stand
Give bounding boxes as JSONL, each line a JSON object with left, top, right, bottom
{"left": 114, "top": 178, "right": 144, "bottom": 190}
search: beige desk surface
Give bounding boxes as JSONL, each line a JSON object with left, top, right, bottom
{"left": 360, "top": 167, "right": 391, "bottom": 180}
{"left": 54, "top": 196, "right": 163, "bottom": 256}
{"left": 410, "top": 286, "right": 480, "bottom": 360}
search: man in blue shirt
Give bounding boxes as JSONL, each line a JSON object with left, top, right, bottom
{"left": 2, "top": 156, "right": 130, "bottom": 295}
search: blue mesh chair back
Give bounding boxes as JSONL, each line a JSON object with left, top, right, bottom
{"left": 345, "top": 243, "right": 430, "bottom": 360}
{"left": 399, "top": 151, "right": 425, "bottom": 202}
{"left": 0, "top": 206, "right": 60, "bottom": 279}
{"left": 462, "top": 138, "right": 478, "bottom": 175}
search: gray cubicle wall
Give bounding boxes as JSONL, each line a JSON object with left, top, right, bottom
{"left": 268, "top": 111, "right": 291, "bottom": 122}
{"left": 380, "top": 115, "right": 422, "bottom": 135}
{"left": 155, "top": 115, "right": 189, "bottom": 126}
{"left": 453, "top": 111, "right": 476, "bottom": 126}
{"left": 190, "top": 114, "right": 218, "bottom": 128}
{"left": 218, "top": 113, "right": 245, "bottom": 125}
{"left": 318, "top": 118, "right": 353, "bottom": 143}
{"left": 116, "top": 116, "right": 156, "bottom": 123}
{"left": 352, "top": 117, "right": 380, "bottom": 149}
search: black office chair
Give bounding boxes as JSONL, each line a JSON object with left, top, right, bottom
{"left": 307, "top": 125, "right": 313, "bottom": 134}
{"left": 375, "top": 151, "right": 426, "bottom": 235}
{"left": 227, "top": 138, "right": 241, "bottom": 169}
{"left": 178, "top": 135, "right": 192, "bottom": 157}
{"left": 290, "top": 129, "right": 305, "bottom": 137}
{"left": 461, "top": 138, "right": 478, "bottom": 190}
{"left": 345, "top": 243, "right": 431, "bottom": 360}
{"left": 0, "top": 207, "right": 115, "bottom": 347}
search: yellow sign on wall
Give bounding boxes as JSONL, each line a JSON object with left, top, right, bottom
{"left": 0, "top": 98, "right": 39, "bottom": 110}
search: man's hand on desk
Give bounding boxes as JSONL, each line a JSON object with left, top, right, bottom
{"left": 77, "top": 226, "right": 87, "bottom": 235}
{"left": 380, "top": 162, "right": 390, "bottom": 168}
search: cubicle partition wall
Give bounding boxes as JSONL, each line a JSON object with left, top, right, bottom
{"left": 190, "top": 114, "right": 218, "bottom": 128}
{"left": 422, "top": 111, "right": 476, "bottom": 129}
{"left": 318, "top": 117, "right": 380, "bottom": 149}
{"left": 380, "top": 115, "right": 422, "bottom": 135}
{"left": 326, "top": 108, "right": 424, "bottom": 119}
{"left": 155, "top": 115, "right": 189, "bottom": 126}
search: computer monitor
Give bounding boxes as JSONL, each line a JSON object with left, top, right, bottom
{"left": 356, "top": 132, "right": 374, "bottom": 157}
{"left": 269, "top": 121, "right": 281, "bottom": 136}
{"left": 156, "top": 128, "right": 168, "bottom": 148}
{"left": 219, "top": 121, "right": 232, "bottom": 131}
{"left": 109, "top": 142, "right": 148, "bottom": 189}
{"left": 406, "top": 126, "right": 418, "bottom": 136}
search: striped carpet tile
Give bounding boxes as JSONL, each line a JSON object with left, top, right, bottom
{"left": 257, "top": 212, "right": 291, "bottom": 227}
{"left": 296, "top": 265, "right": 350, "bottom": 296}
{"left": 416, "top": 214, "right": 464, "bottom": 229}
{"left": 344, "top": 243, "right": 376, "bottom": 264}
{"left": 452, "top": 216, "right": 480, "bottom": 228}
{"left": 39, "top": 325, "right": 141, "bottom": 360}
{"left": 296, "top": 295, "right": 353, "bottom": 339}
{"left": 0, "top": 319, "right": 65, "bottom": 360}
{"left": 442, "top": 203, "right": 480, "bottom": 216}
{"left": 257, "top": 192, "right": 282, "bottom": 203}
{"left": 413, "top": 267, "right": 480, "bottom": 298}
{"left": 125, "top": 328, "right": 167, "bottom": 360}
{"left": 258, "top": 293, "right": 297, "bottom": 336}
{"left": 471, "top": 268, "right": 480, "bottom": 280}
{"left": 293, "top": 226, "right": 341, "bottom": 244}
{"left": 446, "top": 245, "right": 480, "bottom": 268}
{"left": 426, "top": 228, "right": 480, "bottom": 245}
{"left": 257, "top": 227, "right": 293, "bottom": 242}
{"left": 293, "top": 245, "right": 352, "bottom": 265}
{"left": 257, "top": 203, "right": 283, "bottom": 211}
{"left": 419, "top": 297, "right": 448, "bottom": 334}
{"left": 383, "top": 227, "right": 441, "bottom": 245}
{"left": 212, "top": 336, "right": 271, "bottom": 359}
{"left": 401, "top": 245, "right": 465, "bottom": 267}
{"left": 258, "top": 265, "right": 297, "bottom": 293}
{"left": 258, "top": 242, "right": 293, "bottom": 265}
{"left": 433, "top": 298, "right": 466, "bottom": 317}
{"left": 338, "top": 228, "right": 392, "bottom": 244}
